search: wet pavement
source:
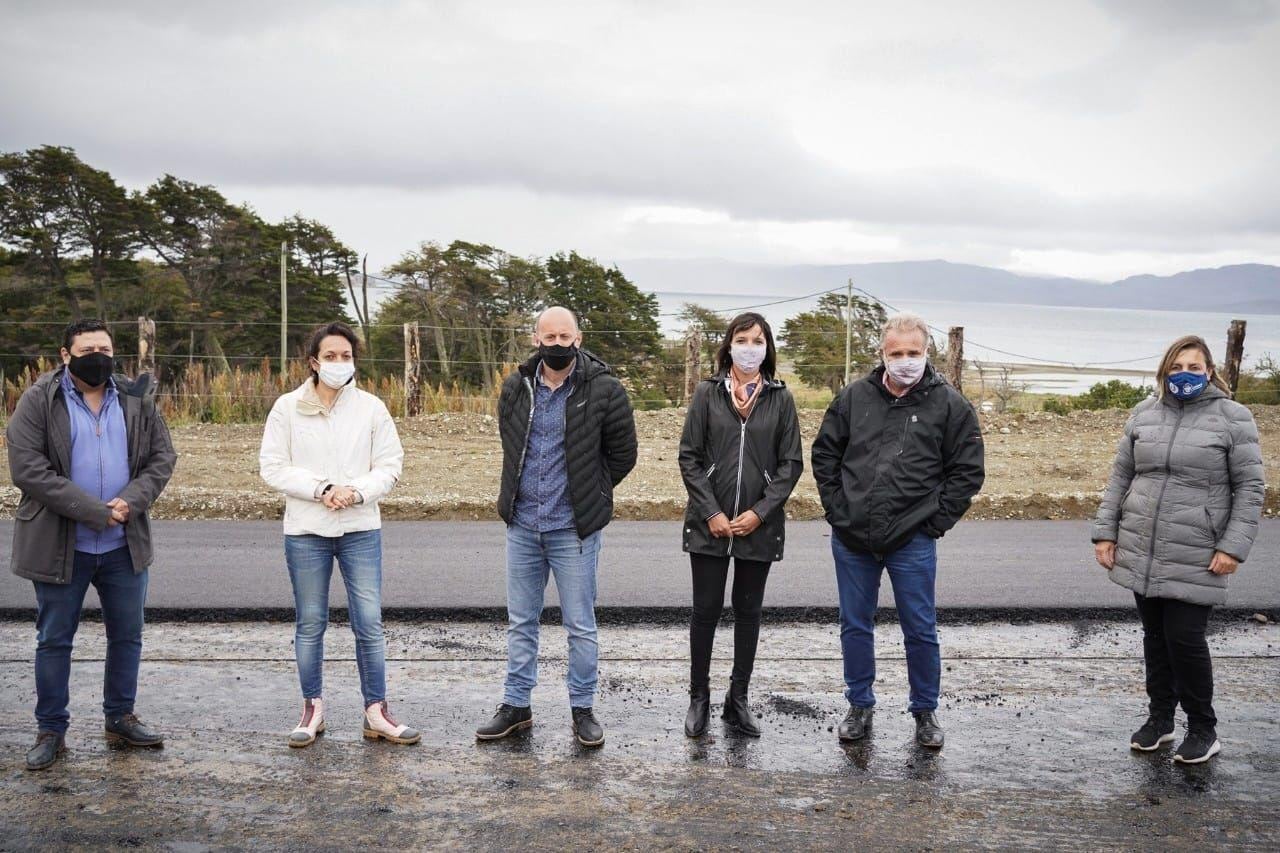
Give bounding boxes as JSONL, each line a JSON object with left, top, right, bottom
{"left": 0, "top": 619, "right": 1276, "bottom": 850}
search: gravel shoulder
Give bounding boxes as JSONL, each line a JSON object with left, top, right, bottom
{"left": 1, "top": 406, "right": 1277, "bottom": 522}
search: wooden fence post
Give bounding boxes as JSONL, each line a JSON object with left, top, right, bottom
{"left": 683, "top": 325, "right": 701, "bottom": 405}
{"left": 404, "top": 321, "right": 421, "bottom": 417}
{"left": 946, "top": 326, "right": 964, "bottom": 392}
{"left": 1224, "top": 319, "right": 1246, "bottom": 396}
{"left": 138, "top": 316, "right": 157, "bottom": 375}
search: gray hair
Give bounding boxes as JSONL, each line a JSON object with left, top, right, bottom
{"left": 880, "top": 312, "right": 931, "bottom": 350}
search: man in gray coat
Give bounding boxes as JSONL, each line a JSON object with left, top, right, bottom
{"left": 7, "top": 320, "right": 177, "bottom": 770}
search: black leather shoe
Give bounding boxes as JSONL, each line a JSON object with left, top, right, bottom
{"left": 475, "top": 704, "right": 533, "bottom": 741}
{"left": 105, "top": 713, "right": 164, "bottom": 748}
{"left": 684, "top": 684, "right": 711, "bottom": 738}
{"left": 571, "top": 707, "right": 605, "bottom": 747}
{"left": 914, "top": 711, "right": 944, "bottom": 749}
{"left": 25, "top": 731, "right": 65, "bottom": 771}
{"left": 838, "top": 706, "right": 873, "bottom": 742}
{"left": 720, "top": 679, "right": 761, "bottom": 737}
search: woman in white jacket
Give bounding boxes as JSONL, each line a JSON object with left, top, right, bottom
{"left": 259, "top": 322, "right": 418, "bottom": 747}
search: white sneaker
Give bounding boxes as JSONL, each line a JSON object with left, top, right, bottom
{"left": 287, "top": 698, "right": 325, "bottom": 748}
{"left": 363, "top": 701, "right": 420, "bottom": 745}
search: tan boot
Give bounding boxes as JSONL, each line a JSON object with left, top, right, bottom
{"left": 288, "top": 698, "right": 325, "bottom": 748}
{"left": 363, "top": 701, "right": 420, "bottom": 745}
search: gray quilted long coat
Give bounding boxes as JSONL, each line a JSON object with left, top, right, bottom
{"left": 1091, "top": 384, "right": 1265, "bottom": 605}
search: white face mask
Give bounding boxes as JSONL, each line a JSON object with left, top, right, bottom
{"left": 730, "top": 343, "right": 767, "bottom": 375}
{"left": 884, "top": 355, "right": 926, "bottom": 387}
{"left": 316, "top": 361, "right": 356, "bottom": 390}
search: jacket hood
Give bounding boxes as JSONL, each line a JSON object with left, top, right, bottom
{"left": 518, "top": 347, "right": 613, "bottom": 381}
{"left": 36, "top": 366, "right": 154, "bottom": 402}
{"left": 702, "top": 372, "right": 786, "bottom": 390}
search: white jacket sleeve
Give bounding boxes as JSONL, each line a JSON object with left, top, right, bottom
{"left": 259, "top": 397, "right": 327, "bottom": 501}
{"left": 348, "top": 401, "right": 403, "bottom": 505}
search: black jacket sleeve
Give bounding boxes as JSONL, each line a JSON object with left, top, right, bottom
{"left": 677, "top": 383, "right": 722, "bottom": 520}
{"left": 752, "top": 390, "right": 803, "bottom": 521}
{"left": 924, "top": 393, "right": 985, "bottom": 537}
{"left": 601, "top": 379, "right": 638, "bottom": 486}
{"left": 810, "top": 388, "right": 850, "bottom": 518}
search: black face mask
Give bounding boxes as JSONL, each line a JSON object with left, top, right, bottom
{"left": 539, "top": 343, "right": 577, "bottom": 371}
{"left": 67, "top": 352, "right": 115, "bottom": 388}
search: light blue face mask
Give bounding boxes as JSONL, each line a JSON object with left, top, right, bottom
{"left": 1167, "top": 370, "right": 1209, "bottom": 401}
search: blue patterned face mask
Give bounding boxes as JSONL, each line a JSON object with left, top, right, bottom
{"left": 1167, "top": 370, "right": 1209, "bottom": 400}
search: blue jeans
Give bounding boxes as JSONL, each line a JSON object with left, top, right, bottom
{"left": 833, "top": 531, "right": 940, "bottom": 713}
{"left": 33, "top": 547, "right": 147, "bottom": 734}
{"left": 504, "top": 524, "right": 602, "bottom": 708}
{"left": 285, "top": 530, "right": 386, "bottom": 706}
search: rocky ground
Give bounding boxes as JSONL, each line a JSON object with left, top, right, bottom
{"left": 0, "top": 618, "right": 1276, "bottom": 850}
{"left": 1, "top": 406, "right": 1277, "bottom": 522}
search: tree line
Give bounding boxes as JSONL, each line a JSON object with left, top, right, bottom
{"left": 1, "top": 145, "right": 888, "bottom": 403}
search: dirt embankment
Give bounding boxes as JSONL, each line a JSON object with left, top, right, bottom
{"left": 1, "top": 406, "right": 1277, "bottom": 522}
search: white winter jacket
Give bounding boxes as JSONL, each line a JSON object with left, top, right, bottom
{"left": 259, "top": 380, "right": 404, "bottom": 537}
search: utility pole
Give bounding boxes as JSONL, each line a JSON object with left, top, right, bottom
{"left": 843, "top": 278, "right": 854, "bottom": 385}
{"left": 280, "top": 241, "right": 288, "bottom": 375}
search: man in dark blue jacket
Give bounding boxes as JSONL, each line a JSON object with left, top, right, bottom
{"left": 812, "top": 313, "right": 984, "bottom": 749}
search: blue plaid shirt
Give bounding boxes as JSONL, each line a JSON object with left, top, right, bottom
{"left": 512, "top": 362, "right": 577, "bottom": 532}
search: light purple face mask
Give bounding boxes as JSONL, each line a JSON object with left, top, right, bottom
{"left": 885, "top": 356, "right": 926, "bottom": 386}
{"left": 731, "top": 343, "right": 767, "bottom": 374}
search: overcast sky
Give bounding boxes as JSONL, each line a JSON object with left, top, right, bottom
{"left": 3, "top": 0, "right": 1278, "bottom": 282}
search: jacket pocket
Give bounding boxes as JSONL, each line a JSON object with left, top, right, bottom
{"left": 1204, "top": 507, "right": 1223, "bottom": 540}
{"left": 15, "top": 499, "right": 44, "bottom": 521}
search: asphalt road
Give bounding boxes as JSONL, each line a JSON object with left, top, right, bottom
{"left": 0, "top": 519, "right": 1276, "bottom": 613}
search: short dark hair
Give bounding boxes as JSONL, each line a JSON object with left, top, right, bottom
{"left": 63, "top": 319, "right": 112, "bottom": 353}
{"left": 305, "top": 322, "right": 360, "bottom": 382}
{"left": 715, "top": 312, "right": 777, "bottom": 378}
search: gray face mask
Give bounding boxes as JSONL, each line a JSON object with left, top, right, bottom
{"left": 885, "top": 356, "right": 926, "bottom": 386}
{"left": 730, "top": 343, "right": 767, "bottom": 374}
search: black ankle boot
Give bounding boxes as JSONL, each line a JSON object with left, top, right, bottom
{"left": 685, "top": 683, "right": 710, "bottom": 737}
{"left": 720, "top": 678, "right": 761, "bottom": 737}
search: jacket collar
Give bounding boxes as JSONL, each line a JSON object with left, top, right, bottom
{"left": 296, "top": 378, "right": 350, "bottom": 416}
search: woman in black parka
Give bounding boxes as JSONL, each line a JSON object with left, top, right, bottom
{"left": 678, "top": 312, "right": 803, "bottom": 737}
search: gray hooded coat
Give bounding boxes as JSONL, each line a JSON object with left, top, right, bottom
{"left": 1091, "top": 384, "right": 1265, "bottom": 606}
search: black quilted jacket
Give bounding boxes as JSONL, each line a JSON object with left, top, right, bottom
{"left": 496, "top": 349, "right": 638, "bottom": 538}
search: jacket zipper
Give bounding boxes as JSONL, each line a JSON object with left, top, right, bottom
{"left": 509, "top": 376, "right": 537, "bottom": 517}
{"left": 1142, "top": 405, "right": 1185, "bottom": 596}
{"left": 727, "top": 386, "right": 766, "bottom": 556}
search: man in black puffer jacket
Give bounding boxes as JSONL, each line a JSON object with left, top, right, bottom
{"left": 812, "top": 312, "right": 984, "bottom": 750}
{"left": 477, "top": 306, "right": 637, "bottom": 749}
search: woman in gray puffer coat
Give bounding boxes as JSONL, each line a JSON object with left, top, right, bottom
{"left": 1092, "top": 335, "right": 1264, "bottom": 765}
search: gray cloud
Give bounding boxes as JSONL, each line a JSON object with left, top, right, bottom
{"left": 1, "top": 0, "right": 1277, "bottom": 277}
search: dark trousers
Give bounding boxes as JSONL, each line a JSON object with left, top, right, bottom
{"left": 1134, "top": 593, "right": 1216, "bottom": 731}
{"left": 689, "top": 553, "right": 771, "bottom": 688}
{"left": 33, "top": 547, "right": 147, "bottom": 734}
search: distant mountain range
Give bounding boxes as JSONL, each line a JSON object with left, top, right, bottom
{"left": 620, "top": 259, "right": 1280, "bottom": 315}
